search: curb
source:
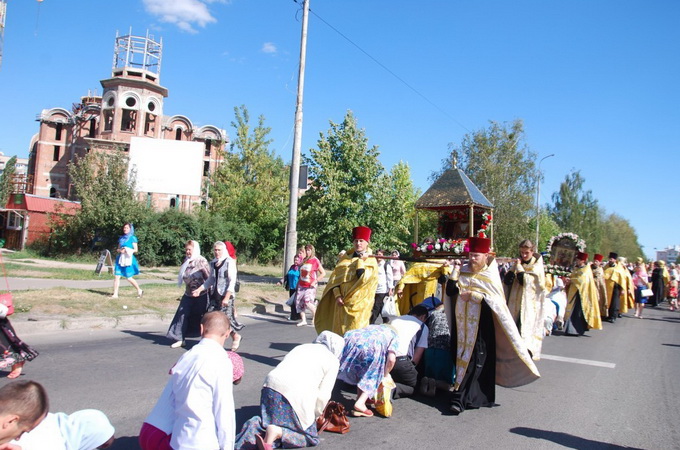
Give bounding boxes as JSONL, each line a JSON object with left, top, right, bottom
{"left": 11, "top": 301, "right": 289, "bottom": 336}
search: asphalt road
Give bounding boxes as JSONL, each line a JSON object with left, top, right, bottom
{"left": 8, "top": 305, "right": 680, "bottom": 450}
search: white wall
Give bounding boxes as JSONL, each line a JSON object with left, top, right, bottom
{"left": 129, "top": 137, "right": 203, "bottom": 196}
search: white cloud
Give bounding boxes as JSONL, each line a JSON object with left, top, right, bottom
{"left": 261, "top": 42, "right": 277, "bottom": 54}
{"left": 142, "top": 0, "right": 228, "bottom": 33}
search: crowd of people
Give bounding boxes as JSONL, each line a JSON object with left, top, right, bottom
{"left": 1, "top": 221, "right": 676, "bottom": 450}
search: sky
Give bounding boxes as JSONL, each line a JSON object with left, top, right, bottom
{"left": 0, "top": 0, "right": 678, "bottom": 259}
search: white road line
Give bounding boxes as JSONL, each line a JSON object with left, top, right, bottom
{"left": 540, "top": 354, "right": 616, "bottom": 369}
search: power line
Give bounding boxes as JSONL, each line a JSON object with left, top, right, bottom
{"left": 292, "top": 0, "right": 470, "bottom": 133}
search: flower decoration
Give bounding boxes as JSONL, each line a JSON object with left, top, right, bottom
{"left": 476, "top": 212, "right": 493, "bottom": 238}
{"left": 411, "top": 238, "right": 468, "bottom": 255}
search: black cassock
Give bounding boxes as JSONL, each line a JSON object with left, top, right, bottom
{"left": 448, "top": 280, "right": 496, "bottom": 413}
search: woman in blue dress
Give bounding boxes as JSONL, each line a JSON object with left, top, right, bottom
{"left": 111, "top": 223, "right": 143, "bottom": 298}
{"left": 338, "top": 324, "right": 398, "bottom": 417}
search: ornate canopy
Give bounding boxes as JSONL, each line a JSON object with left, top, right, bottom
{"left": 415, "top": 167, "right": 493, "bottom": 210}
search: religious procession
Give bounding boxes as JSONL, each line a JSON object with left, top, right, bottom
{"left": 0, "top": 166, "right": 665, "bottom": 450}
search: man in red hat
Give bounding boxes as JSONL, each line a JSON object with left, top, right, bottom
{"left": 314, "top": 226, "right": 379, "bottom": 336}
{"left": 590, "top": 254, "right": 608, "bottom": 318}
{"left": 563, "top": 252, "right": 602, "bottom": 336}
{"left": 444, "top": 237, "right": 540, "bottom": 415}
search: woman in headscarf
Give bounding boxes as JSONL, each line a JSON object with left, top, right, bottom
{"left": 195, "top": 241, "right": 244, "bottom": 352}
{"left": 337, "top": 324, "right": 398, "bottom": 417}
{"left": 235, "top": 331, "right": 345, "bottom": 450}
{"left": 111, "top": 223, "right": 143, "bottom": 298}
{"left": 166, "top": 240, "right": 210, "bottom": 348}
{"left": 12, "top": 408, "right": 115, "bottom": 450}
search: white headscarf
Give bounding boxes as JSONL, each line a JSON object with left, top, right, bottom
{"left": 314, "top": 331, "right": 345, "bottom": 359}
{"left": 177, "top": 240, "right": 201, "bottom": 287}
{"left": 213, "top": 241, "right": 230, "bottom": 265}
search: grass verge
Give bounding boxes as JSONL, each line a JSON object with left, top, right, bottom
{"left": 12, "top": 280, "right": 290, "bottom": 319}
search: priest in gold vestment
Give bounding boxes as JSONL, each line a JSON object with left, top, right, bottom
{"left": 590, "top": 254, "right": 608, "bottom": 318}
{"left": 444, "top": 237, "right": 540, "bottom": 415}
{"left": 564, "top": 251, "right": 602, "bottom": 335}
{"left": 314, "top": 226, "right": 379, "bottom": 336}
{"left": 503, "top": 239, "right": 547, "bottom": 360}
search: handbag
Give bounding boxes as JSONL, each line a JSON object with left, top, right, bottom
{"left": 0, "top": 293, "right": 13, "bottom": 317}
{"left": 285, "top": 293, "right": 296, "bottom": 307}
{"left": 0, "top": 252, "right": 13, "bottom": 316}
{"left": 316, "top": 401, "right": 350, "bottom": 434}
{"left": 381, "top": 295, "right": 397, "bottom": 317}
{"left": 641, "top": 288, "right": 653, "bottom": 297}
{"left": 374, "top": 374, "right": 396, "bottom": 417}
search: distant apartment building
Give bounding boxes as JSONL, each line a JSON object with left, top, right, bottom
{"left": 656, "top": 246, "right": 680, "bottom": 263}
{"left": 26, "top": 30, "right": 228, "bottom": 212}
{"left": 0, "top": 154, "right": 28, "bottom": 176}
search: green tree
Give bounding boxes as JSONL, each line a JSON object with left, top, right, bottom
{"left": 442, "top": 120, "right": 537, "bottom": 256}
{"left": 210, "top": 105, "right": 288, "bottom": 262}
{"left": 367, "top": 161, "right": 420, "bottom": 253}
{"left": 549, "top": 170, "right": 602, "bottom": 252}
{"left": 52, "top": 151, "right": 146, "bottom": 253}
{"left": 528, "top": 210, "right": 561, "bottom": 251}
{"left": 298, "top": 111, "right": 384, "bottom": 260}
{"left": 0, "top": 156, "right": 17, "bottom": 207}
{"left": 598, "top": 212, "right": 644, "bottom": 260}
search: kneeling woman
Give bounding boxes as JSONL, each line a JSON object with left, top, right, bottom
{"left": 235, "top": 331, "right": 344, "bottom": 450}
{"left": 338, "top": 324, "right": 398, "bottom": 417}
{"left": 166, "top": 240, "right": 211, "bottom": 348}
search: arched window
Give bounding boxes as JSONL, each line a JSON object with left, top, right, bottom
{"left": 121, "top": 94, "right": 139, "bottom": 132}
{"left": 170, "top": 197, "right": 176, "bottom": 208}
{"left": 175, "top": 128, "right": 182, "bottom": 141}
{"left": 49, "top": 187, "right": 57, "bottom": 198}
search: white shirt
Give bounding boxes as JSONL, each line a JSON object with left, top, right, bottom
{"left": 170, "top": 338, "right": 235, "bottom": 450}
{"left": 376, "top": 260, "right": 394, "bottom": 294}
{"left": 389, "top": 315, "right": 428, "bottom": 357}
{"left": 263, "top": 343, "right": 339, "bottom": 430}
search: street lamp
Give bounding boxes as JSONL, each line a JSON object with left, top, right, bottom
{"left": 535, "top": 154, "right": 555, "bottom": 248}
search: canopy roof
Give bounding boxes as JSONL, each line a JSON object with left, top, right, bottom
{"left": 415, "top": 167, "right": 493, "bottom": 210}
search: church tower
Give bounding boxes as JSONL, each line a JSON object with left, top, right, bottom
{"left": 99, "top": 30, "right": 167, "bottom": 142}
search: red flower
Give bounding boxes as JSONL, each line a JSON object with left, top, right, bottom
{"left": 481, "top": 225, "right": 487, "bottom": 230}
{"left": 427, "top": 244, "right": 434, "bottom": 252}
{"left": 411, "top": 243, "right": 418, "bottom": 249}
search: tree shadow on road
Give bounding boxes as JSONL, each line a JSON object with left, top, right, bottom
{"left": 238, "top": 351, "right": 286, "bottom": 368}
{"left": 120, "top": 329, "right": 170, "bottom": 346}
{"left": 510, "top": 427, "right": 643, "bottom": 449}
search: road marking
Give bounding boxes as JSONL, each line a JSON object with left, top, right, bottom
{"left": 541, "top": 354, "right": 616, "bottom": 369}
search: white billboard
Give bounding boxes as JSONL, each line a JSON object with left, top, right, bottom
{"left": 129, "top": 137, "right": 204, "bottom": 196}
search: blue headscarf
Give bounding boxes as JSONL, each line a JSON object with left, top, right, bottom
{"left": 118, "top": 223, "right": 135, "bottom": 248}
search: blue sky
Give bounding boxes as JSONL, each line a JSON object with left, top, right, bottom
{"left": 1, "top": 0, "right": 678, "bottom": 258}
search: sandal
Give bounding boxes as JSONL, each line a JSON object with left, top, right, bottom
{"left": 7, "top": 362, "right": 24, "bottom": 379}
{"left": 255, "top": 434, "right": 272, "bottom": 450}
{"left": 352, "top": 406, "right": 374, "bottom": 417}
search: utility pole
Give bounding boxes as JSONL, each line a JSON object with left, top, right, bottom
{"left": 535, "top": 153, "right": 555, "bottom": 248}
{"left": 283, "top": 0, "right": 309, "bottom": 275}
